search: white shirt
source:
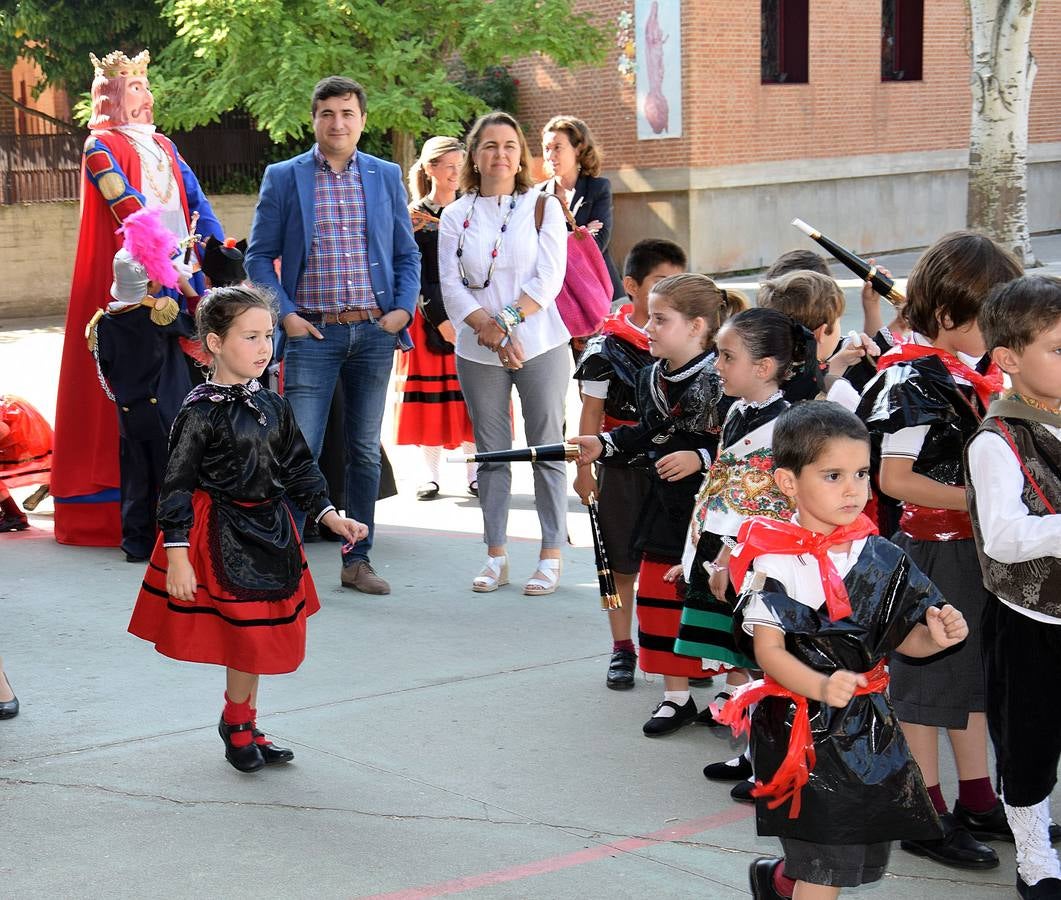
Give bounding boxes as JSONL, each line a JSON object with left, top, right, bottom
{"left": 739, "top": 515, "right": 868, "bottom": 634}
{"left": 439, "top": 190, "right": 569, "bottom": 365}
{"left": 967, "top": 422, "right": 1061, "bottom": 624}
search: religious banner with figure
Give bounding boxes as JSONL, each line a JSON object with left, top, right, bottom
{"left": 636, "top": 0, "right": 682, "bottom": 140}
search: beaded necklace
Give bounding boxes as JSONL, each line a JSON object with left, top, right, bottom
{"left": 456, "top": 192, "right": 518, "bottom": 289}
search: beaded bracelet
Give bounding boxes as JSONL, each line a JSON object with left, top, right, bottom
{"left": 503, "top": 303, "right": 526, "bottom": 325}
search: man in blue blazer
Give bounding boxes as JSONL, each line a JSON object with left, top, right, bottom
{"left": 246, "top": 75, "right": 420, "bottom": 595}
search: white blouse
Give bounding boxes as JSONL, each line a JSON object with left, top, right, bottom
{"left": 439, "top": 190, "right": 569, "bottom": 365}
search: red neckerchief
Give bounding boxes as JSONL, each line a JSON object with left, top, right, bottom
{"left": 729, "top": 514, "right": 879, "bottom": 621}
{"left": 719, "top": 659, "right": 889, "bottom": 818}
{"left": 601, "top": 304, "right": 650, "bottom": 352}
{"left": 877, "top": 342, "right": 1002, "bottom": 410}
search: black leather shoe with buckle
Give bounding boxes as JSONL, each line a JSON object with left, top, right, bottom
{"left": 218, "top": 718, "right": 265, "bottom": 773}
{"left": 900, "top": 811, "right": 999, "bottom": 869}
{"left": 606, "top": 649, "right": 637, "bottom": 690}
{"left": 252, "top": 729, "right": 295, "bottom": 764}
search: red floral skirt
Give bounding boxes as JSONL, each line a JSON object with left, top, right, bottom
{"left": 393, "top": 311, "right": 474, "bottom": 449}
{"left": 128, "top": 491, "right": 320, "bottom": 675}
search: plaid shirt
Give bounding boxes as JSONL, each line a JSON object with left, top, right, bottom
{"left": 294, "top": 146, "right": 376, "bottom": 314}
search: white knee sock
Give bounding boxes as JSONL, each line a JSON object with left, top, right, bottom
{"left": 1006, "top": 797, "right": 1061, "bottom": 885}
{"left": 422, "top": 446, "right": 441, "bottom": 483}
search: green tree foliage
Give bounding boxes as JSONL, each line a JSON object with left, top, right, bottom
{"left": 0, "top": 0, "right": 173, "bottom": 95}
{"left": 155, "top": 0, "right": 604, "bottom": 142}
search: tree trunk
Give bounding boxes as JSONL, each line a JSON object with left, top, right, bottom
{"left": 390, "top": 130, "right": 417, "bottom": 198}
{"left": 967, "top": 0, "right": 1040, "bottom": 267}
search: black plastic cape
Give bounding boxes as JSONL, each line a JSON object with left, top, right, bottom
{"left": 157, "top": 384, "right": 332, "bottom": 600}
{"left": 574, "top": 332, "right": 654, "bottom": 430}
{"left": 856, "top": 355, "right": 983, "bottom": 488}
{"left": 606, "top": 355, "right": 723, "bottom": 556}
{"left": 733, "top": 536, "right": 944, "bottom": 844}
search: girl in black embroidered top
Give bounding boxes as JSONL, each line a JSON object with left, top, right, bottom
{"left": 676, "top": 309, "right": 802, "bottom": 716}
{"left": 571, "top": 273, "right": 744, "bottom": 737}
{"left": 855, "top": 232, "right": 1022, "bottom": 869}
{"left": 128, "top": 286, "right": 367, "bottom": 774}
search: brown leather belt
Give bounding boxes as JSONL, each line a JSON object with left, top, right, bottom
{"left": 300, "top": 307, "right": 382, "bottom": 324}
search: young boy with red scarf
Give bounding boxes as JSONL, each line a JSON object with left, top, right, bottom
{"left": 721, "top": 401, "right": 967, "bottom": 899}
{"left": 573, "top": 239, "right": 687, "bottom": 690}
{"left": 856, "top": 232, "right": 1022, "bottom": 871}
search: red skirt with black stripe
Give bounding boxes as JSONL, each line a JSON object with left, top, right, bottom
{"left": 128, "top": 492, "right": 320, "bottom": 675}
{"left": 637, "top": 554, "right": 717, "bottom": 678}
{"left": 394, "top": 311, "right": 474, "bottom": 449}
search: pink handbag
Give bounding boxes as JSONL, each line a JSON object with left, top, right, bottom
{"left": 535, "top": 192, "right": 613, "bottom": 338}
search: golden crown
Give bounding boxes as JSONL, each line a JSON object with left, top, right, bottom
{"left": 90, "top": 50, "right": 151, "bottom": 79}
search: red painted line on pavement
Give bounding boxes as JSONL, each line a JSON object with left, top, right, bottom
{"left": 358, "top": 805, "right": 754, "bottom": 899}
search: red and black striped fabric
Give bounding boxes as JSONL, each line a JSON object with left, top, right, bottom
{"left": 128, "top": 491, "right": 320, "bottom": 675}
{"left": 393, "top": 311, "right": 474, "bottom": 449}
{"left": 636, "top": 554, "right": 711, "bottom": 677}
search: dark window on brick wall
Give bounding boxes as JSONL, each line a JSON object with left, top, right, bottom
{"left": 882, "top": 0, "right": 924, "bottom": 81}
{"left": 762, "top": 0, "right": 809, "bottom": 84}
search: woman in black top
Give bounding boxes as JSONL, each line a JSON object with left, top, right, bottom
{"left": 540, "top": 115, "right": 623, "bottom": 302}
{"left": 395, "top": 136, "right": 477, "bottom": 499}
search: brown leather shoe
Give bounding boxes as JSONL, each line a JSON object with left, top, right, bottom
{"left": 341, "top": 560, "right": 391, "bottom": 595}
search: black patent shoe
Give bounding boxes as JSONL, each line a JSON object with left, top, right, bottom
{"left": 955, "top": 800, "right": 1061, "bottom": 844}
{"left": 748, "top": 857, "right": 786, "bottom": 900}
{"left": 416, "top": 481, "right": 440, "bottom": 501}
{"left": 704, "top": 754, "right": 753, "bottom": 782}
{"left": 1019, "top": 874, "right": 1061, "bottom": 899}
{"left": 731, "top": 779, "right": 756, "bottom": 804}
{"left": 606, "top": 649, "right": 637, "bottom": 690}
{"left": 0, "top": 672, "right": 18, "bottom": 719}
{"left": 253, "top": 729, "right": 294, "bottom": 764}
{"left": 218, "top": 717, "right": 265, "bottom": 772}
{"left": 900, "top": 811, "right": 999, "bottom": 869}
{"left": 642, "top": 697, "right": 697, "bottom": 737}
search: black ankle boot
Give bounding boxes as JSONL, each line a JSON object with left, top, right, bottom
{"left": 218, "top": 717, "right": 265, "bottom": 772}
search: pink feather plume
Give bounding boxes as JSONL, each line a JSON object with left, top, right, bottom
{"left": 117, "top": 207, "right": 180, "bottom": 289}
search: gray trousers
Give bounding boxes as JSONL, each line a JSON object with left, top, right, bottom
{"left": 456, "top": 343, "right": 570, "bottom": 549}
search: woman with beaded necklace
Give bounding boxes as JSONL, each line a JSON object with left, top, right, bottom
{"left": 439, "top": 111, "right": 569, "bottom": 595}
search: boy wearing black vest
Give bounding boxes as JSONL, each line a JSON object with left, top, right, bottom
{"left": 967, "top": 275, "right": 1061, "bottom": 900}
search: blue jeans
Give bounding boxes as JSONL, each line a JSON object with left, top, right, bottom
{"left": 282, "top": 321, "right": 396, "bottom": 563}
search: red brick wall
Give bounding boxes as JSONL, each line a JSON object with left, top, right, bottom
{"left": 511, "top": 0, "right": 1061, "bottom": 172}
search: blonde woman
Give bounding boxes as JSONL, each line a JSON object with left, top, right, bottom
{"left": 439, "top": 111, "right": 569, "bottom": 595}
{"left": 394, "top": 137, "right": 477, "bottom": 498}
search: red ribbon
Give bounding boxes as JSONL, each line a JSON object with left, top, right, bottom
{"left": 728, "top": 515, "right": 879, "bottom": 622}
{"left": 877, "top": 342, "right": 1002, "bottom": 410}
{"left": 601, "top": 304, "right": 650, "bottom": 351}
{"left": 718, "top": 660, "right": 890, "bottom": 818}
